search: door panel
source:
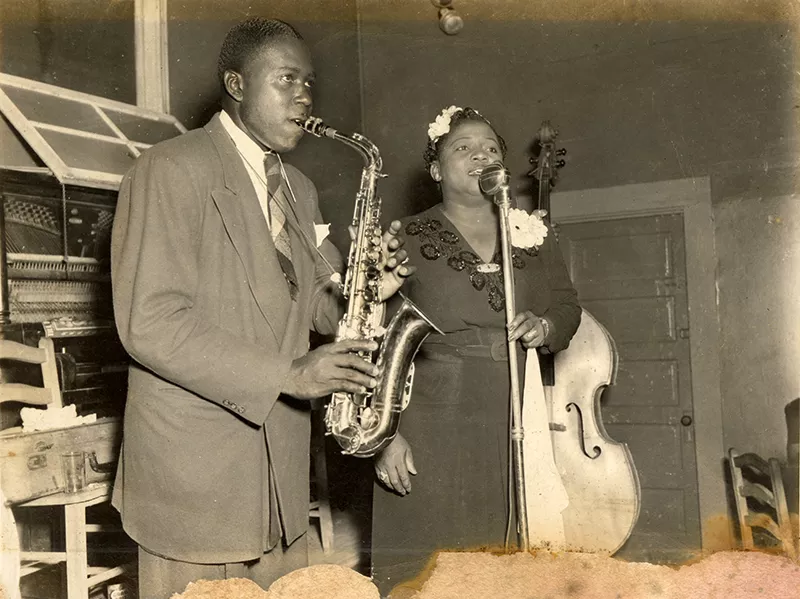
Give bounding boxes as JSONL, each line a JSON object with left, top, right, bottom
{"left": 582, "top": 297, "right": 677, "bottom": 343}
{"left": 610, "top": 360, "right": 680, "bottom": 407}
{"left": 558, "top": 214, "right": 700, "bottom": 563}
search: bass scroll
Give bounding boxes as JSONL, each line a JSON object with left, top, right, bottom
{"left": 299, "top": 117, "right": 442, "bottom": 457}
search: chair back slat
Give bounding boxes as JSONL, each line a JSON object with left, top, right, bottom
{"left": 0, "top": 384, "right": 53, "bottom": 405}
{"left": 728, "top": 448, "right": 798, "bottom": 560}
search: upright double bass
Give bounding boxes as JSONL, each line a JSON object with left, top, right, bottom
{"left": 525, "top": 121, "right": 641, "bottom": 554}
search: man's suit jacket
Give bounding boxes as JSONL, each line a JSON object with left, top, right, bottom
{"left": 110, "top": 113, "right": 342, "bottom": 564}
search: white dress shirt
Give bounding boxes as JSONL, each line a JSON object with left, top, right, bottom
{"left": 219, "top": 109, "right": 274, "bottom": 229}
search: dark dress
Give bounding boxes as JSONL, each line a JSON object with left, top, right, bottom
{"left": 370, "top": 204, "right": 581, "bottom": 596}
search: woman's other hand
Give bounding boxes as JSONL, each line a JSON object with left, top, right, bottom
{"left": 374, "top": 433, "right": 417, "bottom": 495}
{"left": 508, "top": 311, "right": 550, "bottom": 349}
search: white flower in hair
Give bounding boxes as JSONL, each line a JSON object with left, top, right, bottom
{"left": 427, "top": 105, "right": 463, "bottom": 143}
{"left": 508, "top": 208, "right": 549, "bottom": 250}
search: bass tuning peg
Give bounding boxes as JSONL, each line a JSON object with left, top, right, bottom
{"left": 556, "top": 148, "right": 567, "bottom": 156}
{"left": 556, "top": 160, "right": 566, "bottom": 169}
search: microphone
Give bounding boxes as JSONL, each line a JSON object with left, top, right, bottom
{"left": 478, "top": 162, "right": 512, "bottom": 206}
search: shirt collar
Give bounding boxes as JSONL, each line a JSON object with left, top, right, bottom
{"left": 219, "top": 109, "right": 273, "bottom": 176}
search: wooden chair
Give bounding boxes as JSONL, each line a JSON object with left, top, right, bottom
{"left": 0, "top": 337, "right": 61, "bottom": 408}
{"left": 728, "top": 448, "right": 797, "bottom": 560}
{"left": 0, "top": 337, "right": 133, "bottom": 599}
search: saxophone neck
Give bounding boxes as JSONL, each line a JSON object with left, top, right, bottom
{"left": 350, "top": 133, "right": 383, "bottom": 172}
{"left": 335, "top": 131, "right": 382, "bottom": 172}
{"left": 299, "top": 117, "right": 382, "bottom": 171}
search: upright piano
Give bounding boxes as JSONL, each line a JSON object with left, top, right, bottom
{"left": 0, "top": 72, "right": 185, "bottom": 502}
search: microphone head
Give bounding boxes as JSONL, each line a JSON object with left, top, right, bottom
{"left": 478, "top": 163, "right": 509, "bottom": 195}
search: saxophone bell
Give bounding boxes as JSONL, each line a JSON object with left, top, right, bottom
{"left": 326, "top": 297, "right": 441, "bottom": 457}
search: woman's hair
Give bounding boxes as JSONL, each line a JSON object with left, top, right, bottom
{"left": 423, "top": 107, "right": 508, "bottom": 170}
{"left": 217, "top": 18, "right": 303, "bottom": 87}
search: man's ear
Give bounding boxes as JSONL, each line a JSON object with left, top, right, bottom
{"left": 223, "top": 70, "right": 244, "bottom": 102}
{"left": 429, "top": 162, "right": 442, "bottom": 182}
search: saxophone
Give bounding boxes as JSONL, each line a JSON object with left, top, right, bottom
{"left": 299, "top": 116, "right": 442, "bottom": 457}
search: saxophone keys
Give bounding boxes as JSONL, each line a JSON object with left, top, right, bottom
{"left": 360, "top": 407, "right": 379, "bottom": 428}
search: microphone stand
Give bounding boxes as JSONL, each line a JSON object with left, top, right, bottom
{"left": 479, "top": 164, "right": 529, "bottom": 550}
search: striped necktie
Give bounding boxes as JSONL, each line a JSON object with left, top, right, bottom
{"left": 264, "top": 152, "right": 298, "bottom": 301}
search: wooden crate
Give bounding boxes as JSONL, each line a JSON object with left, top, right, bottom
{"left": 0, "top": 418, "right": 121, "bottom": 504}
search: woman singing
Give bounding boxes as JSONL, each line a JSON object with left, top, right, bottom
{"left": 370, "top": 106, "right": 581, "bottom": 597}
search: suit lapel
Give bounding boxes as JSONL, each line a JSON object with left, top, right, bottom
{"left": 205, "top": 115, "right": 290, "bottom": 344}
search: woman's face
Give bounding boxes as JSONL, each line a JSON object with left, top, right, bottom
{"left": 431, "top": 120, "right": 502, "bottom": 199}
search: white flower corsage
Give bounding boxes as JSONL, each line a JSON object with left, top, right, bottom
{"left": 427, "top": 105, "right": 462, "bottom": 143}
{"left": 508, "top": 208, "right": 549, "bottom": 250}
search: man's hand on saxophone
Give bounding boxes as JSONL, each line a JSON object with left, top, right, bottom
{"left": 283, "top": 338, "right": 381, "bottom": 400}
{"left": 347, "top": 219, "right": 416, "bottom": 301}
{"left": 284, "top": 221, "right": 415, "bottom": 401}
{"left": 378, "top": 219, "right": 417, "bottom": 300}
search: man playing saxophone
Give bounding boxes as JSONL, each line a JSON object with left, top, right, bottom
{"left": 110, "top": 17, "right": 413, "bottom": 599}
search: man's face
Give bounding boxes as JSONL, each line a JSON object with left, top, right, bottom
{"left": 237, "top": 37, "right": 315, "bottom": 153}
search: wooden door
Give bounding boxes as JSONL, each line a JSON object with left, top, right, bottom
{"left": 557, "top": 213, "right": 701, "bottom": 563}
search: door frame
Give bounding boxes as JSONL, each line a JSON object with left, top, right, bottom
{"left": 135, "top": 0, "right": 170, "bottom": 113}
{"left": 550, "top": 176, "right": 730, "bottom": 552}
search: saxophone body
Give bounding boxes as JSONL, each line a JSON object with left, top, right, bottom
{"left": 299, "top": 117, "right": 442, "bottom": 457}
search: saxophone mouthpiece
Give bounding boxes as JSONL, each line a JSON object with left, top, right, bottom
{"left": 297, "top": 116, "right": 336, "bottom": 138}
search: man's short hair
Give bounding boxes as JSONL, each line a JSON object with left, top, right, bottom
{"left": 217, "top": 18, "right": 303, "bottom": 86}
